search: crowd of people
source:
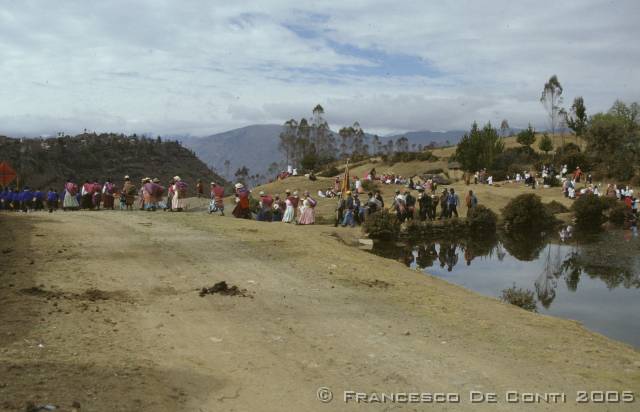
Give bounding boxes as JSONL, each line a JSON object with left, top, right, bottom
{"left": 0, "top": 176, "right": 190, "bottom": 213}
{"left": 3, "top": 165, "right": 636, "bottom": 228}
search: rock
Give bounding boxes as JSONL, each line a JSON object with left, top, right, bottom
{"left": 403, "top": 331, "right": 411, "bottom": 336}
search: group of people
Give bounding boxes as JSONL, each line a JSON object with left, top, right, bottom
{"left": 0, "top": 175, "right": 193, "bottom": 213}
{"left": 223, "top": 182, "right": 317, "bottom": 225}
{"left": 391, "top": 187, "right": 478, "bottom": 223}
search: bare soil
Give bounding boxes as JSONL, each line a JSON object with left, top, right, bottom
{"left": 1, "top": 210, "right": 638, "bottom": 411}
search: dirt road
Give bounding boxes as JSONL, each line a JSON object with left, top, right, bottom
{"left": 1, "top": 211, "right": 638, "bottom": 411}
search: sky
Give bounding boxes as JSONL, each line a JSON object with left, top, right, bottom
{"left": 0, "top": 0, "right": 638, "bottom": 137}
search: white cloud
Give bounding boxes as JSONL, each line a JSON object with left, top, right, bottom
{"left": 0, "top": 0, "right": 638, "bottom": 137}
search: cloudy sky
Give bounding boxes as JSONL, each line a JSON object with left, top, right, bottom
{"left": 0, "top": 0, "right": 638, "bottom": 137}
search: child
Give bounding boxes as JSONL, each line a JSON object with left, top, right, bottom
{"left": 47, "top": 188, "right": 59, "bottom": 213}
{"left": 119, "top": 192, "right": 127, "bottom": 210}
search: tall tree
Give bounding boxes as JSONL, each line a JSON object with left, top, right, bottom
{"left": 234, "top": 166, "right": 250, "bottom": 184}
{"left": 351, "top": 122, "right": 367, "bottom": 156}
{"left": 267, "top": 161, "right": 280, "bottom": 177}
{"left": 385, "top": 139, "right": 394, "bottom": 155}
{"left": 278, "top": 119, "right": 298, "bottom": 166}
{"left": 338, "top": 126, "right": 354, "bottom": 159}
{"left": 454, "top": 122, "right": 505, "bottom": 172}
{"left": 294, "top": 118, "right": 312, "bottom": 166}
{"left": 372, "top": 135, "right": 382, "bottom": 155}
{"left": 584, "top": 100, "right": 640, "bottom": 180}
{"left": 540, "top": 75, "right": 564, "bottom": 146}
{"left": 394, "top": 136, "right": 409, "bottom": 153}
{"left": 500, "top": 119, "right": 510, "bottom": 137}
{"left": 563, "top": 96, "right": 588, "bottom": 143}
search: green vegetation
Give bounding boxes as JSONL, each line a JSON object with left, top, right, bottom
{"left": 454, "top": 122, "right": 504, "bottom": 172}
{"left": 516, "top": 124, "right": 536, "bottom": 149}
{"left": 467, "top": 205, "right": 498, "bottom": 233}
{"left": 538, "top": 132, "right": 554, "bottom": 154}
{"left": 363, "top": 210, "right": 400, "bottom": 240}
{"left": 500, "top": 284, "right": 537, "bottom": 312}
{"left": 571, "top": 194, "right": 608, "bottom": 230}
{"left": 544, "top": 200, "right": 569, "bottom": 215}
{"left": 583, "top": 100, "right": 639, "bottom": 181}
{"left": 0, "top": 134, "right": 227, "bottom": 191}
{"left": 502, "top": 194, "right": 555, "bottom": 231}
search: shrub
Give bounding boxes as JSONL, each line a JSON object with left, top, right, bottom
{"left": 544, "top": 200, "right": 569, "bottom": 215}
{"left": 363, "top": 210, "right": 400, "bottom": 240}
{"left": 502, "top": 194, "right": 555, "bottom": 231}
{"left": 467, "top": 205, "right": 497, "bottom": 233}
{"left": 607, "top": 202, "right": 628, "bottom": 225}
{"left": 500, "top": 284, "right": 537, "bottom": 312}
{"left": 571, "top": 194, "right": 608, "bottom": 230}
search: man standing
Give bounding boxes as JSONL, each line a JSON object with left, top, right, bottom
{"left": 465, "top": 190, "right": 478, "bottom": 213}
{"left": 417, "top": 187, "right": 431, "bottom": 221}
{"left": 405, "top": 190, "right": 416, "bottom": 221}
{"left": 47, "top": 188, "right": 59, "bottom": 213}
{"left": 394, "top": 190, "right": 407, "bottom": 223}
{"left": 448, "top": 188, "right": 460, "bottom": 218}
{"left": 439, "top": 189, "right": 449, "bottom": 219}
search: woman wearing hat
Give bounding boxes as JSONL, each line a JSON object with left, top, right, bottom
{"left": 121, "top": 176, "right": 136, "bottom": 211}
{"left": 232, "top": 182, "right": 251, "bottom": 219}
{"left": 172, "top": 176, "right": 188, "bottom": 211}
{"left": 297, "top": 190, "right": 316, "bottom": 225}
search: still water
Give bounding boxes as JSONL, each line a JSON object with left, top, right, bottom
{"left": 370, "top": 228, "right": 640, "bottom": 347}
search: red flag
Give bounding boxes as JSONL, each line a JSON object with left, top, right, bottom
{"left": 0, "top": 162, "right": 17, "bottom": 186}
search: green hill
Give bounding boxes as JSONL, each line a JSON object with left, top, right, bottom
{"left": 0, "top": 133, "right": 228, "bottom": 192}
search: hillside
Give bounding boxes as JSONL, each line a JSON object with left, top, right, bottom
{"left": 0, "top": 134, "right": 228, "bottom": 191}
{"left": 181, "top": 124, "right": 284, "bottom": 180}
{"left": 181, "top": 124, "right": 471, "bottom": 179}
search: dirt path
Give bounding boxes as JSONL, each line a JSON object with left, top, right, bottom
{"left": 1, "top": 211, "right": 638, "bottom": 411}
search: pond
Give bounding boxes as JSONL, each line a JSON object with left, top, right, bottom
{"left": 369, "top": 227, "right": 640, "bottom": 347}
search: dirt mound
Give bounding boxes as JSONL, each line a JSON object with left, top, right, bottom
{"left": 199, "top": 281, "right": 249, "bottom": 297}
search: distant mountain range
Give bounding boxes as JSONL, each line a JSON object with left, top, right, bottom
{"left": 180, "top": 124, "right": 468, "bottom": 179}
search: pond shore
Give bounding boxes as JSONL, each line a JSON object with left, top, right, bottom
{"left": 1, "top": 211, "right": 638, "bottom": 411}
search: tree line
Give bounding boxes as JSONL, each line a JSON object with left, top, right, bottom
{"left": 455, "top": 74, "right": 639, "bottom": 182}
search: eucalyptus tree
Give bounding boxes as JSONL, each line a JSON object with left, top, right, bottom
{"left": 540, "top": 75, "right": 564, "bottom": 146}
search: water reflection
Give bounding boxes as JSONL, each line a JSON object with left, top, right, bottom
{"left": 370, "top": 229, "right": 640, "bottom": 346}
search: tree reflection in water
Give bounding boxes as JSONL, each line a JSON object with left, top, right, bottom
{"left": 370, "top": 229, "right": 639, "bottom": 310}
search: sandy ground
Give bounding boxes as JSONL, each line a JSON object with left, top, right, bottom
{"left": 1, "top": 209, "right": 638, "bottom": 412}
